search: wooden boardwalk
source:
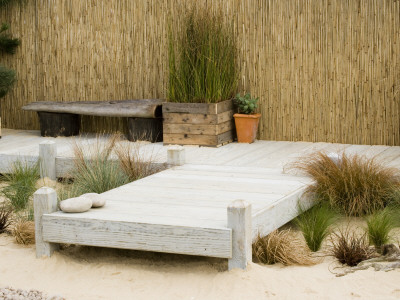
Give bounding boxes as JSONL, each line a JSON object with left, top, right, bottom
{"left": 1, "top": 129, "right": 400, "bottom": 174}
{"left": 2, "top": 129, "right": 400, "bottom": 269}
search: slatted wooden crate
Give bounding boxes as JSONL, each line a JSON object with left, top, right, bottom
{"left": 162, "top": 100, "right": 235, "bottom": 147}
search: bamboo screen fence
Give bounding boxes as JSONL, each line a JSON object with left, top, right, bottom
{"left": 1, "top": 0, "right": 399, "bottom": 145}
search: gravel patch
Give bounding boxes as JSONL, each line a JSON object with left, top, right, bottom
{"left": 0, "top": 287, "right": 64, "bottom": 300}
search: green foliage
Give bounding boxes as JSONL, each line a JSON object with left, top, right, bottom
{"left": 0, "top": 64, "right": 16, "bottom": 98}
{"left": 234, "top": 93, "right": 259, "bottom": 114}
{"left": 168, "top": 9, "right": 238, "bottom": 103}
{"left": 292, "top": 152, "right": 400, "bottom": 216}
{"left": 71, "top": 135, "right": 130, "bottom": 195}
{"left": 330, "top": 226, "right": 375, "bottom": 266}
{"left": 295, "top": 202, "right": 338, "bottom": 252}
{"left": 366, "top": 208, "right": 396, "bottom": 249}
{"left": 0, "top": 0, "right": 24, "bottom": 7}
{"left": 0, "top": 23, "right": 20, "bottom": 54}
{"left": 1, "top": 160, "right": 39, "bottom": 211}
{"left": 0, "top": 0, "right": 22, "bottom": 101}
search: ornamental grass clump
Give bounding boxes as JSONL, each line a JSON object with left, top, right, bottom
{"left": 71, "top": 134, "right": 129, "bottom": 195}
{"left": 295, "top": 202, "right": 338, "bottom": 252}
{"left": 12, "top": 219, "right": 35, "bottom": 245}
{"left": 366, "top": 207, "right": 397, "bottom": 250}
{"left": 292, "top": 152, "right": 400, "bottom": 216}
{"left": 1, "top": 160, "right": 39, "bottom": 211}
{"left": 114, "top": 138, "right": 165, "bottom": 182}
{"left": 0, "top": 204, "right": 12, "bottom": 233}
{"left": 330, "top": 226, "right": 375, "bottom": 266}
{"left": 252, "top": 229, "right": 315, "bottom": 266}
{"left": 168, "top": 9, "right": 238, "bottom": 103}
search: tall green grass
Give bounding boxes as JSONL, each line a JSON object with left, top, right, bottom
{"left": 292, "top": 152, "right": 400, "bottom": 216}
{"left": 168, "top": 9, "right": 238, "bottom": 103}
{"left": 1, "top": 160, "right": 39, "bottom": 211}
{"left": 295, "top": 203, "right": 338, "bottom": 252}
{"left": 366, "top": 207, "right": 396, "bottom": 250}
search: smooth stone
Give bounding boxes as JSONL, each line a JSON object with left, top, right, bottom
{"left": 81, "top": 193, "right": 106, "bottom": 208}
{"left": 60, "top": 197, "right": 92, "bottom": 213}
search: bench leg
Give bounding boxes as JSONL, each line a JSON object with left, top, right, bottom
{"left": 227, "top": 200, "right": 252, "bottom": 270}
{"left": 127, "top": 117, "right": 163, "bottom": 143}
{"left": 34, "top": 187, "right": 59, "bottom": 258}
{"left": 37, "top": 111, "right": 80, "bottom": 137}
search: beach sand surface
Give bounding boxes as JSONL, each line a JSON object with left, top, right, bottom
{"left": 1, "top": 232, "right": 400, "bottom": 300}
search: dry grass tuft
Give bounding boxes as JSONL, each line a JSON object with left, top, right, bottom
{"left": 252, "top": 229, "right": 316, "bottom": 266}
{"left": 330, "top": 226, "right": 375, "bottom": 266}
{"left": 0, "top": 204, "right": 12, "bottom": 233}
{"left": 12, "top": 219, "right": 35, "bottom": 245}
{"left": 291, "top": 151, "right": 400, "bottom": 216}
{"left": 70, "top": 133, "right": 129, "bottom": 195}
{"left": 114, "top": 138, "right": 165, "bottom": 181}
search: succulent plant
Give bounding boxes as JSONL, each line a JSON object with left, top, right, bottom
{"left": 234, "top": 93, "right": 258, "bottom": 114}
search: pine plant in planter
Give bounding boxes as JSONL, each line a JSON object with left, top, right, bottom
{"left": 0, "top": 2, "right": 21, "bottom": 138}
{"left": 233, "top": 93, "right": 261, "bottom": 143}
{"left": 163, "top": 9, "right": 238, "bottom": 147}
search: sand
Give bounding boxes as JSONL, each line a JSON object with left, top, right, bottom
{"left": 1, "top": 232, "right": 400, "bottom": 300}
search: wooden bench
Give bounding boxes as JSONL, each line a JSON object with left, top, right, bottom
{"left": 22, "top": 100, "right": 163, "bottom": 142}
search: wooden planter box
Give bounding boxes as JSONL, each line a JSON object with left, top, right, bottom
{"left": 162, "top": 99, "right": 235, "bottom": 147}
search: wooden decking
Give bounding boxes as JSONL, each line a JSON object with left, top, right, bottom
{"left": 42, "top": 165, "right": 312, "bottom": 258}
{"left": 2, "top": 128, "right": 400, "bottom": 269}
{"left": 1, "top": 128, "right": 400, "bottom": 174}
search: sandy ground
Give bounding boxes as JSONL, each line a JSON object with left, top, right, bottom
{"left": 0, "top": 232, "right": 400, "bottom": 300}
{"left": 1, "top": 180, "right": 400, "bottom": 299}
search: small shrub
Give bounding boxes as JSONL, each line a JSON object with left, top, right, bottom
{"left": 295, "top": 202, "right": 338, "bottom": 252}
{"left": 252, "top": 229, "right": 315, "bottom": 266}
{"left": 330, "top": 227, "right": 375, "bottom": 266}
{"left": 291, "top": 152, "right": 400, "bottom": 216}
{"left": 12, "top": 219, "right": 35, "bottom": 245}
{"left": 366, "top": 208, "right": 396, "bottom": 250}
{"left": 234, "top": 93, "right": 259, "bottom": 114}
{"left": 1, "top": 160, "right": 39, "bottom": 211}
{"left": 71, "top": 134, "right": 129, "bottom": 195}
{"left": 0, "top": 204, "right": 12, "bottom": 233}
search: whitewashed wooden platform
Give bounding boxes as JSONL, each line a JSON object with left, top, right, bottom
{"left": 1, "top": 129, "right": 400, "bottom": 175}
{"left": 3, "top": 128, "right": 400, "bottom": 269}
{"left": 37, "top": 164, "right": 312, "bottom": 269}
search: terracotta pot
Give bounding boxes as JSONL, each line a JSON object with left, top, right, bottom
{"left": 233, "top": 113, "right": 261, "bottom": 143}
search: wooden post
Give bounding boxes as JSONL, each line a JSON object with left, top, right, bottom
{"left": 167, "top": 146, "right": 185, "bottom": 166}
{"left": 39, "top": 141, "right": 56, "bottom": 180}
{"left": 227, "top": 200, "right": 252, "bottom": 270}
{"left": 34, "top": 187, "right": 59, "bottom": 258}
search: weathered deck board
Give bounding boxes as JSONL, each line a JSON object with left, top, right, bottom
{"left": 42, "top": 216, "right": 232, "bottom": 258}
{"left": 3, "top": 128, "right": 400, "bottom": 265}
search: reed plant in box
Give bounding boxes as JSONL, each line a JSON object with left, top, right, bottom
{"left": 168, "top": 9, "right": 238, "bottom": 104}
{"left": 164, "top": 8, "right": 238, "bottom": 146}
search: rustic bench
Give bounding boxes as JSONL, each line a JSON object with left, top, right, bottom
{"left": 22, "top": 100, "right": 163, "bottom": 142}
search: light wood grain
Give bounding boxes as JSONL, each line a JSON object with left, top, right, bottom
{"left": 23, "top": 100, "right": 163, "bottom": 118}
{"left": 162, "top": 100, "right": 233, "bottom": 114}
{"left": 42, "top": 215, "right": 232, "bottom": 258}
{"left": 163, "top": 111, "right": 233, "bottom": 125}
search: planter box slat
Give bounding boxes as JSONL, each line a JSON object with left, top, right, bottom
{"left": 162, "top": 100, "right": 233, "bottom": 115}
{"left": 163, "top": 130, "right": 233, "bottom": 147}
{"left": 163, "top": 121, "right": 233, "bottom": 136}
{"left": 163, "top": 100, "right": 235, "bottom": 147}
{"left": 163, "top": 111, "right": 233, "bottom": 125}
